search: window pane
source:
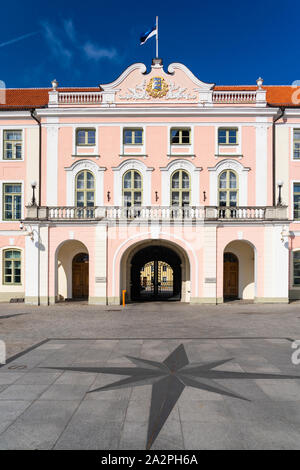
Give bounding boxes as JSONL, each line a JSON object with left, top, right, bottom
{"left": 171, "top": 130, "right": 180, "bottom": 144}
{"left": 294, "top": 252, "right": 300, "bottom": 261}
{"left": 229, "top": 172, "right": 237, "bottom": 188}
{"left": 218, "top": 129, "right": 226, "bottom": 144}
{"left": 134, "top": 130, "right": 143, "bottom": 144}
{"left": 229, "top": 192, "right": 237, "bottom": 206}
{"left": 219, "top": 191, "right": 227, "bottom": 206}
{"left": 229, "top": 130, "right": 237, "bottom": 144}
{"left": 124, "top": 172, "right": 132, "bottom": 188}
{"left": 124, "top": 130, "right": 133, "bottom": 144}
{"left": 171, "top": 192, "right": 179, "bottom": 205}
{"left": 77, "top": 130, "right": 86, "bottom": 145}
{"left": 134, "top": 192, "right": 141, "bottom": 205}
{"left": 76, "top": 192, "right": 84, "bottom": 206}
{"left": 86, "top": 192, "right": 94, "bottom": 205}
{"left": 294, "top": 130, "right": 300, "bottom": 140}
{"left": 182, "top": 192, "right": 190, "bottom": 205}
{"left": 219, "top": 172, "right": 227, "bottom": 188}
{"left": 182, "top": 172, "right": 190, "bottom": 188}
{"left": 87, "top": 130, "right": 95, "bottom": 145}
{"left": 124, "top": 192, "right": 132, "bottom": 207}
{"left": 76, "top": 173, "right": 85, "bottom": 189}
{"left": 182, "top": 130, "right": 190, "bottom": 144}
{"left": 172, "top": 172, "right": 179, "bottom": 188}
{"left": 134, "top": 172, "right": 141, "bottom": 189}
{"left": 86, "top": 172, "right": 94, "bottom": 189}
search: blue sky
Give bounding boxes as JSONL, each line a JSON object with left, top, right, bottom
{"left": 0, "top": 0, "right": 298, "bottom": 88}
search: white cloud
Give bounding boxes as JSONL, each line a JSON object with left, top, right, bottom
{"left": 83, "top": 41, "right": 118, "bottom": 61}
{"left": 63, "top": 19, "right": 76, "bottom": 44}
{"left": 41, "top": 21, "right": 72, "bottom": 65}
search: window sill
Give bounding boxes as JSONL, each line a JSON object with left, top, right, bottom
{"left": 119, "top": 154, "right": 148, "bottom": 158}
{"left": 167, "top": 154, "right": 195, "bottom": 159}
{"left": 72, "top": 154, "right": 100, "bottom": 159}
{"left": 215, "top": 154, "right": 243, "bottom": 159}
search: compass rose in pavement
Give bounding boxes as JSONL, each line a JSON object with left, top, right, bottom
{"left": 44, "top": 343, "right": 300, "bottom": 449}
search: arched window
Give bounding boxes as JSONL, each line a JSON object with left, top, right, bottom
{"left": 122, "top": 170, "right": 142, "bottom": 207}
{"left": 171, "top": 170, "right": 190, "bottom": 206}
{"left": 3, "top": 249, "right": 21, "bottom": 285}
{"left": 75, "top": 171, "right": 95, "bottom": 207}
{"left": 218, "top": 170, "right": 238, "bottom": 207}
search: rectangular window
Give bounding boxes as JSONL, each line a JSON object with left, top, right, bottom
{"left": 294, "top": 130, "right": 300, "bottom": 160}
{"left": 3, "top": 130, "right": 22, "bottom": 160}
{"left": 3, "top": 249, "right": 21, "bottom": 285}
{"left": 3, "top": 183, "right": 22, "bottom": 220}
{"left": 293, "top": 251, "right": 300, "bottom": 286}
{"left": 76, "top": 129, "right": 96, "bottom": 146}
{"left": 124, "top": 129, "right": 143, "bottom": 145}
{"left": 218, "top": 128, "right": 238, "bottom": 145}
{"left": 294, "top": 183, "right": 300, "bottom": 220}
{"left": 171, "top": 128, "right": 191, "bottom": 145}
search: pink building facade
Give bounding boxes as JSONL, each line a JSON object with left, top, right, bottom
{"left": 0, "top": 59, "right": 299, "bottom": 305}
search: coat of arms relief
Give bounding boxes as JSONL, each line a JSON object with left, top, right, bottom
{"left": 119, "top": 76, "right": 197, "bottom": 100}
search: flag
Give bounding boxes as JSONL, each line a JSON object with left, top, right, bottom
{"left": 140, "top": 25, "right": 157, "bottom": 45}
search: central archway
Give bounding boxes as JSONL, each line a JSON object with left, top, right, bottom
{"left": 131, "top": 245, "right": 181, "bottom": 301}
{"left": 119, "top": 239, "right": 191, "bottom": 303}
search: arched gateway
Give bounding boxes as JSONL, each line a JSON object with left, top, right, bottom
{"left": 120, "top": 240, "right": 191, "bottom": 303}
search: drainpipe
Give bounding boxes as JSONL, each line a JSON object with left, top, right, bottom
{"left": 272, "top": 106, "right": 285, "bottom": 206}
{"left": 30, "top": 109, "right": 41, "bottom": 206}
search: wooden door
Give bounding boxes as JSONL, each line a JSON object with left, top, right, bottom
{"left": 223, "top": 253, "right": 238, "bottom": 298}
{"left": 72, "top": 253, "right": 89, "bottom": 299}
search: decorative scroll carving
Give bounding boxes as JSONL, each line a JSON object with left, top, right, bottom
{"left": 119, "top": 79, "right": 197, "bottom": 101}
{"left": 119, "top": 80, "right": 150, "bottom": 100}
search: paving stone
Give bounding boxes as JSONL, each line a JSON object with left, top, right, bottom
{"left": 0, "top": 400, "right": 31, "bottom": 434}
{"left": 0, "top": 384, "right": 50, "bottom": 401}
{"left": 0, "top": 400, "right": 79, "bottom": 450}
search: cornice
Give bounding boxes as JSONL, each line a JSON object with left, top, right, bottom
{"left": 35, "top": 106, "right": 279, "bottom": 118}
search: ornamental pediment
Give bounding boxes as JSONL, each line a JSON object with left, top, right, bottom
{"left": 100, "top": 62, "right": 215, "bottom": 105}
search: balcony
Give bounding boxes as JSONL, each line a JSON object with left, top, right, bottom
{"left": 25, "top": 205, "right": 288, "bottom": 222}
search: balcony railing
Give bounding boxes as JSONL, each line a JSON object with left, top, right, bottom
{"left": 213, "top": 91, "right": 257, "bottom": 104}
{"left": 58, "top": 92, "right": 102, "bottom": 105}
{"left": 25, "top": 205, "right": 288, "bottom": 221}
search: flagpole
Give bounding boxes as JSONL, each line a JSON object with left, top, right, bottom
{"left": 156, "top": 16, "right": 158, "bottom": 58}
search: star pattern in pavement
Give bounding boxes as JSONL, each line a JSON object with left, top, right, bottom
{"left": 44, "top": 343, "right": 300, "bottom": 449}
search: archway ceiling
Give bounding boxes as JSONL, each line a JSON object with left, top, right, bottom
{"left": 131, "top": 245, "right": 181, "bottom": 270}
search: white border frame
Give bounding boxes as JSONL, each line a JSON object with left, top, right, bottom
{"left": 112, "top": 159, "right": 154, "bottom": 206}
{"left": 160, "top": 159, "right": 202, "bottom": 206}
{"left": 65, "top": 160, "right": 106, "bottom": 206}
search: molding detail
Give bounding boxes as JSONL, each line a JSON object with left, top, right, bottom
{"left": 160, "top": 159, "right": 202, "bottom": 206}
{"left": 112, "top": 159, "right": 154, "bottom": 206}
{"left": 64, "top": 159, "right": 106, "bottom": 206}
{"left": 208, "top": 159, "right": 250, "bottom": 206}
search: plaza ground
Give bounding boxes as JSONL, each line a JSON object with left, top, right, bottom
{"left": 1, "top": 301, "right": 300, "bottom": 449}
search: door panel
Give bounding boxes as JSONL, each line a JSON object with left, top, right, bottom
{"left": 72, "top": 262, "right": 89, "bottom": 298}
{"left": 223, "top": 253, "right": 238, "bottom": 298}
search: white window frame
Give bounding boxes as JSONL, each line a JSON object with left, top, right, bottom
{"left": 72, "top": 126, "right": 99, "bottom": 156}
{"left": 0, "top": 180, "right": 24, "bottom": 222}
{"left": 64, "top": 160, "right": 106, "bottom": 206}
{"left": 0, "top": 246, "right": 23, "bottom": 286}
{"left": 215, "top": 125, "right": 242, "bottom": 155}
{"left": 112, "top": 159, "right": 153, "bottom": 206}
{"left": 160, "top": 159, "right": 202, "bottom": 206}
{"left": 208, "top": 159, "right": 250, "bottom": 206}
{"left": 120, "top": 125, "right": 146, "bottom": 156}
{"left": 0, "top": 127, "right": 25, "bottom": 161}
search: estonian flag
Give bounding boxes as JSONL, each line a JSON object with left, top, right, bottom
{"left": 140, "top": 25, "right": 157, "bottom": 45}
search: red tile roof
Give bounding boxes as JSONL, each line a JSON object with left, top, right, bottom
{"left": 0, "top": 85, "right": 299, "bottom": 109}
